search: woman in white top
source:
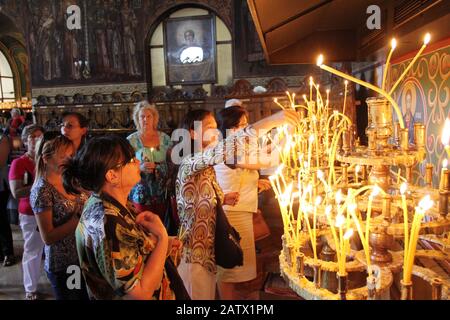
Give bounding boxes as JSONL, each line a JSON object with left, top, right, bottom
{"left": 214, "top": 105, "right": 272, "bottom": 299}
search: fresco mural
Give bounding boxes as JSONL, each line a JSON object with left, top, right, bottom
{"left": 390, "top": 41, "right": 450, "bottom": 187}
{"left": 22, "top": 0, "right": 144, "bottom": 86}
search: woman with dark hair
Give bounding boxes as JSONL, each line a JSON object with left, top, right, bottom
{"left": 9, "top": 124, "right": 45, "bottom": 299}
{"left": 176, "top": 108, "right": 300, "bottom": 300}
{"left": 62, "top": 135, "right": 187, "bottom": 300}
{"left": 214, "top": 105, "right": 272, "bottom": 299}
{"left": 30, "top": 133, "right": 89, "bottom": 300}
{"left": 60, "top": 111, "right": 88, "bottom": 152}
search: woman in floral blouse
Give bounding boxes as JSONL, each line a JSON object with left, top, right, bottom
{"left": 62, "top": 135, "right": 187, "bottom": 300}
{"left": 30, "top": 134, "right": 89, "bottom": 300}
{"left": 176, "top": 109, "right": 300, "bottom": 300}
{"left": 127, "top": 101, "right": 173, "bottom": 218}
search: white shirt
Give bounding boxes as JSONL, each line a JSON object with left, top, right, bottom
{"left": 214, "top": 163, "right": 259, "bottom": 213}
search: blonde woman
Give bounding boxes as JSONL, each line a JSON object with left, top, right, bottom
{"left": 127, "top": 101, "right": 173, "bottom": 217}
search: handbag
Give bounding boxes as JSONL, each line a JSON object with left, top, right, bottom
{"left": 253, "top": 209, "right": 271, "bottom": 241}
{"left": 164, "top": 257, "right": 191, "bottom": 300}
{"left": 214, "top": 190, "right": 244, "bottom": 269}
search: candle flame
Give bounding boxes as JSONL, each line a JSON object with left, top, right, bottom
{"left": 348, "top": 202, "right": 357, "bottom": 212}
{"left": 443, "top": 159, "right": 448, "bottom": 169}
{"left": 391, "top": 38, "right": 397, "bottom": 49}
{"left": 418, "top": 195, "right": 433, "bottom": 211}
{"left": 371, "top": 185, "right": 381, "bottom": 197}
{"left": 317, "top": 169, "right": 324, "bottom": 180}
{"left": 315, "top": 196, "right": 322, "bottom": 206}
{"left": 335, "top": 189, "right": 343, "bottom": 204}
{"left": 400, "top": 183, "right": 407, "bottom": 195}
{"left": 344, "top": 80, "right": 348, "bottom": 86}
{"left": 316, "top": 54, "right": 324, "bottom": 66}
{"left": 344, "top": 228, "right": 354, "bottom": 239}
{"left": 325, "top": 205, "right": 333, "bottom": 217}
{"left": 301, "top": 203, "right": 309, "bottom": 215}
{"left": 309, "top": 76, "right": 313, "bottom": 85}
{"left": 335, "top": 214, "right": 345, "bottom": 228}
{"left": 274, "top": 98, "right": 278, "bottom": 103}
{"left": 424, "top": 33, "right": 431, "bottom": 45}
{"left": 441, "top": 118, "right": 450, "bottom": 146}
{"left": 309, "top": 134, "right": 315, "bottom": 143}
{"left": 355, "top": 165, "right": 361, "bottom": 173}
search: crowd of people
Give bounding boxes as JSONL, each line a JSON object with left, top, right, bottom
{"left": 0, "top": 100, "right": 300, "bottom": 300}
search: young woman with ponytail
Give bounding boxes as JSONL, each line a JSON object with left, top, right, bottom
{"left": 30, "top": 133, "right": 89, "bottom": 300}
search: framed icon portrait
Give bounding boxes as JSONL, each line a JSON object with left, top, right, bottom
{"left": 164, "top": 15, "right": 217, "bottom": 85}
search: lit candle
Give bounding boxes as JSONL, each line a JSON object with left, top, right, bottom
{"left": 348, "top": 201, "right": 371, "bottom": 267}
{"left": 355, "top": 165, "right": 361, "bottom": 184}
{"left": 440, "top": 159, "right": 448, "bottom": 190}
{"left": 400, "top": 183, "right": 409, "bottom": 267}
{"left": 381, "top": 38, "right": 397, "bottom": 91}
{"left": 317, "top": 54, "right": 405, "bottom": 129}
{"left": 325, "top": 205, "right": 340, "bottom": 260}
{"left": 303, "top": 204, "right": 317, "bottom": 261}
{"left": 309, "top": 77, "right": 313, "bottom": 102}
{"left": 404, "top": 195, "right": 433, "bottom": 283}
{"left": 149, "top": 147, "right": 155, "bottom": 163}
{"left": 397, "top": 168, "right": 402, "bottom": 185}
{"left": 343, "top": 228, "right": 354, "bottom": 268}
{"left": 442, "top": 118, "right": 450, "bottom": 158}
{"left": 335, "top": 213, "right": 346, "bottom": 274}
{"left": 273, "top": 98, "right": 286, "bottom": 110}
{"left": 326, "top": 89, "right": 330, "bottom": 108}
{"left": 389, "top": 33, "right": 431, "bottom": 95}
{"left": 425, "top": 163, "right": 433, "bottom": 187}
{"left": 313, "top": 196, "right": 322, "bottom": 261}
{"left": 308, "top": 134, "right": 314, "bottom": 168}
{"left": 343, "top": 80, "right": 348, "bottom": 116}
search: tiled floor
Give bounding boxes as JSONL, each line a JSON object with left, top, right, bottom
{"left": 0, "top": 198, "right": 299, "bottom": 300}
{"left": 0, "top": 225, "right": 53, "bottom": 300}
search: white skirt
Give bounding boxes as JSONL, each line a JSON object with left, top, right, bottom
{"left": 216, "top": 210, "right": 257, "bottom": 283}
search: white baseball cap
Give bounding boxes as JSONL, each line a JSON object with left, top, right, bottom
{"left": 225, "top": 99, "right": 243, "bottom": 108}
